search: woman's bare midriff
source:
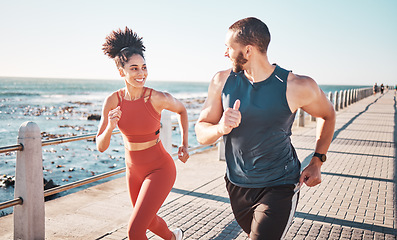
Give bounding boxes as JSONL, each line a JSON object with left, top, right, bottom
{"left": 123, "top": 137, "right": 160, "bottom": 151}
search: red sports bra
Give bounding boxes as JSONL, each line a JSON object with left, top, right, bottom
{"left": 117, "top": 88, "right": 161, "bottom": 143}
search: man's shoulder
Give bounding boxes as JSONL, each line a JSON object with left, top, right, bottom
{"left": 287, "top": 72, "right": 317, "bottom": 91}
{"left": 286, "top": 72, "right": 322, "bottom": 110}
{"left": 209, "top": 69, "right": 232, "bottom": 91}
{"left": 213, "top": 69, "right": 233, "bottom": 83}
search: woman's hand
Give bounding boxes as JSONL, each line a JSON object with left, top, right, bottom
{"left": 178, "top": 145, "right": 189, "bottom": 163}
{"left": 108, "top": 106, "right": 122, "bottom": 130}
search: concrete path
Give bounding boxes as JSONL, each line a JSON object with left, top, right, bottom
{"left": 0, "top": 91, "right": 396, "bottom": 239}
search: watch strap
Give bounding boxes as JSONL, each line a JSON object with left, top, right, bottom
{"left": 313, "top": 152, "right": 326, "bottom": 162}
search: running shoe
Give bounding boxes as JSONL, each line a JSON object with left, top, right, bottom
{"left": 172, "top": 228, "right": 184, "bottom": 240}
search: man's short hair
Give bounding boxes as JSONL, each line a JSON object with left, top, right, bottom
{"left": 229, "top": 17, "right": 271, "bottom": 53}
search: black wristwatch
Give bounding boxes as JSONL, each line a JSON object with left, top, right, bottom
{"left": 313, "top": 152, "right": 327, "bottom": 162}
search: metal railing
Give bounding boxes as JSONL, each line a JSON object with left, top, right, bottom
{"left": 0, "top": 144, "right": 23, "bottom": 154}
{"left": 0, "top": 131, "right": 119, "bottom": 154}
{"left": 0, "top": 197, "right": 23, "bottom": 211}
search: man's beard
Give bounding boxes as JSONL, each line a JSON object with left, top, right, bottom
{"left": 232, "top": 52, "right": 248, "bottom": 72}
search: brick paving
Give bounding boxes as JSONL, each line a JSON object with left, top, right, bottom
{"left": 98, "top": 90, "right": 397, "bottom": 240}
{"left": 287, "top": 90, "right": 396, "bottom": 240}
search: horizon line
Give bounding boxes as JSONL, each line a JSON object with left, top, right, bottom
{"left": 0, "top": 75, "right": 374, "bottom": 86}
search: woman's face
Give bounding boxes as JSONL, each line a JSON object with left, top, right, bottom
{"left": 119, "top": 54, "right": 148, "bottom": 88}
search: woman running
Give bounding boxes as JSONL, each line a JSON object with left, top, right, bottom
{"left": 96, "top": 27, "right": 189, "bottom": 240}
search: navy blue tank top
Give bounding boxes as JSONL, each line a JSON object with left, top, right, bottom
{"left": 222, "top": 65, "right": 301, "bottom": 188}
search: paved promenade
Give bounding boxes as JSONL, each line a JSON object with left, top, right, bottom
{"left": 0, "top": 90, "right": 396, "bottom": 239}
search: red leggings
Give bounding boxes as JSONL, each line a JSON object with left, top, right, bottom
{"left": 125, "top": 141, "right": 176, "bottom": 240}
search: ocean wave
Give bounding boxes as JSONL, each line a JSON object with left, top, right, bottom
{"left": 173, "top": 92, "right": 208, "bottom": 99}
{"left": 0, "top": 92, "right": 41, "bottom": 97}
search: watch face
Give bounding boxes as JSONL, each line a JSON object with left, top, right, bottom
{"left": 314, "top": 153, "right": 326, "bottom": 162}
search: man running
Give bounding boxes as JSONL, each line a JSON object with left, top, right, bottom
{"left": 195, "top": 17, "right": 335, "bottom": 239}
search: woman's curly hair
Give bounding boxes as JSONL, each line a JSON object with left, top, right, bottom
{"left": 102, "top": 27, "right": 146, "bottom": 68}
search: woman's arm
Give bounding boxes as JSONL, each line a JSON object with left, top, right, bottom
{"left": 152, "top": 90, "right": 189, "bottom": 163}
{"left": 96, "top": 92, "right": 121, "bottom": 152}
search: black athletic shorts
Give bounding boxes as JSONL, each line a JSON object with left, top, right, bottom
{"left": 225, "top": 176, "right": 300, "bottom": 240}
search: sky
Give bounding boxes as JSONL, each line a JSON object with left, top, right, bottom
{"left": 0, "top": 0, "right": 396, "bottom": 86}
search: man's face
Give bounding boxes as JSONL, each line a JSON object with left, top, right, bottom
{"left": 233, "top": 51, "right": 248, "bottom": 72}
{"left": 225, "top": 31, "right": 247, "bottom": 72}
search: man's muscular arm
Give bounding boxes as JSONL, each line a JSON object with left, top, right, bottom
{"left": 195, "top": 69, "right": 241, "bottom": 145}
{"left": 287, "top": 73, "right": 336, "bottom": 187}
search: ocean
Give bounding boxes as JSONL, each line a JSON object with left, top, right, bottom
{"left": 0, "top": 77, "right": 209, "bottom": 146}
{"left": 0, "top": 76, "right": 370, "bottom": 215}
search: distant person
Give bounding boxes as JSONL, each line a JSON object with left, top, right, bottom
{"left": 195, "top": 17, "right": 336, "bottom": 240}
{"left": 380, "top": 84, "right": 384, "bottom": 94}
{"left": 96, "top": 27, "right": 188, "bottom": 240}
{"left": 373, "top": 83, "right": 378, "bottom": 95}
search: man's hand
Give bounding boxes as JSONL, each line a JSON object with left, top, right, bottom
{"left": 299, "top": 159, "right": 322, "bottom": 187}
{"left": 218, "top": 99, "right": 241, "bottom": 135}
